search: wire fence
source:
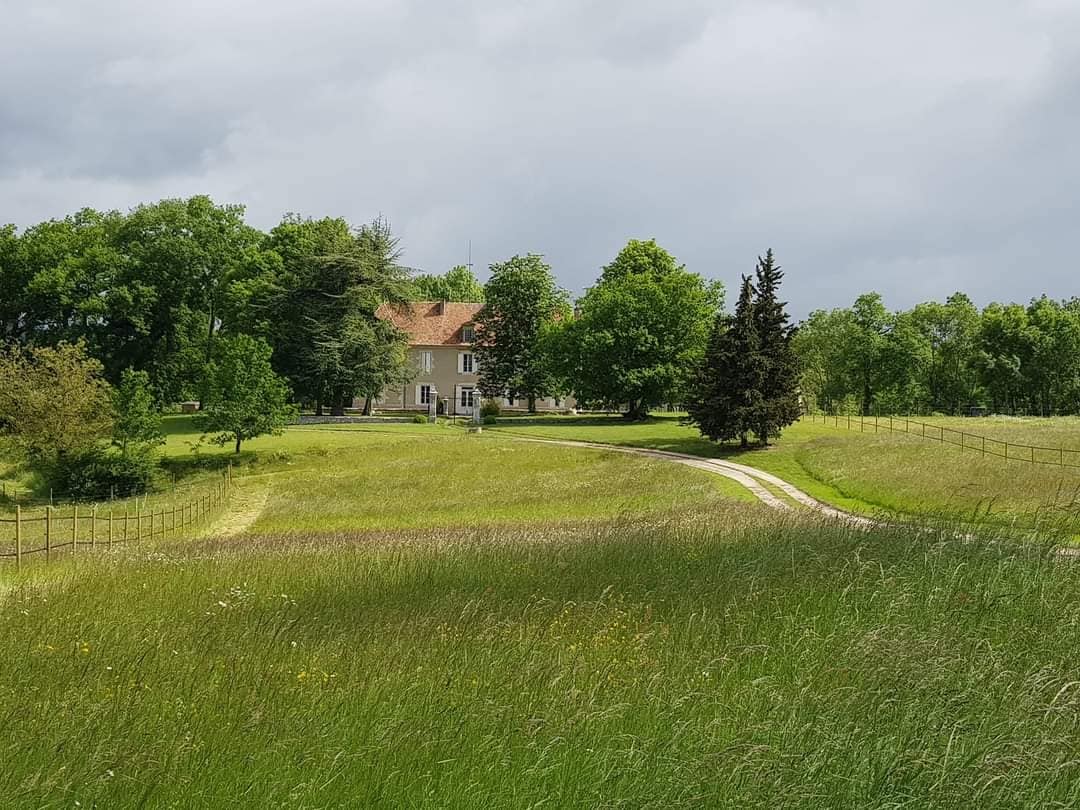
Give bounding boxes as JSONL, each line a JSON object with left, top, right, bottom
{"left": 805, "top": 412, "right": 1080, "bottom": 469}
{"left": 0, "top": 466, "right": 233, "bottom": 569}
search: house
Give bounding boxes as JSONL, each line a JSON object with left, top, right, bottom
{"left": 361, "top": 300, "right": 571, "bottom": 415}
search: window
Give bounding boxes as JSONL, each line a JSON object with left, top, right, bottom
{"left": 462, "top": 325, "right": 475, "bottom": 343}
{"left": 419, "top": 351, "right": 432, "bottom": 373}
{"left": 460, "top": 387, "right": 475, "bottom": 409}
{"left": 460, "top": 352, "right": 474, "bottom": 374}
{"left": 419, "top": 385, "right": 432, "bottom": 405}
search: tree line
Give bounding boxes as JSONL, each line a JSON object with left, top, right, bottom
{"left": 796, "top": 292, "right": 1080, "bottom": 416}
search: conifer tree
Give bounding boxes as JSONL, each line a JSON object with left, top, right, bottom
{"left": 687, "top": 275, "right": 763, "bottom": 446}
{"left": 752, "top": 249, "right": 801, "bottom": 444}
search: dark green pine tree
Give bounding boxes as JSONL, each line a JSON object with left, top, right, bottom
{"left": 687, "top": 275, "right": 763, "bottom": 447}
{"left": 752, "top": 249, "right": 801, "bottom": 445}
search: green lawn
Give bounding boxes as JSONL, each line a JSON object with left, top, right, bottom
{"left": 487, "top": 414, "right": 1080, "bottom": 532}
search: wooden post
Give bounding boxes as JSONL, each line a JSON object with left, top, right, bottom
{"left": 137, "top": 504, "right": 142, "bottom": 543}
{"left": 109, "top": 510, "right": 114, "bottom": 547}
{"left": 72, "top": 505, "right": 78, "bottom": 557}
{"left": 14, "top": 505, "right": 21, "bottom": 571}
{"left": 91, "top": 506, "right": 97, "bottom": 550}
{"left": 982, "top": 436, "right": 986, "bottom": 457}
{"left": 1004, "top": 441, "right": 1009, "bottom": 461}
{"left": 45, "top": 506, "right": 52, "bottom": 563}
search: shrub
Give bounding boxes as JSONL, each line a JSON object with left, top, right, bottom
{"left": 46, "top": 446, "right": 158, "bottom": 501}
{"left": 480, "top": 400, "right": 501, "bottom": 418}
{"left": 412, "top": 414, "right": 429, "bottom": 424}
{"left": 483, "top": 415, "right": 498, "bottom": 425}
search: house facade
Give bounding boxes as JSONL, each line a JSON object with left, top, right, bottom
{"left": 361, "top": 301, "right": 571, "bottom": 416}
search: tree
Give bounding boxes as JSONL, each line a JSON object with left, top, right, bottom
{"left": 113, "top": 368, "right": 164, "bottom": 455}
{"left": 410, "top": 265, "right": 485, "bottom": 302}
{"left": 474, "top": 255, "right": 569, "bottom": 412}
{"left": 200, "top": 335, "right": 297, "bottom": 453}
{"left": 791, "top": 307, "right": 859, "bottom": 414}
{"left": 261, "top": 216, "right": 411, "bottom": 415}
{"left": 752, "top": 250, "right": 801, "bottom": 444}
{"left": 559, "top": 241, "right": 721, "bottom": 419}
{"left": 0, "top": 341, "right": 114, "bottom": 464}
{"left": 687, "top": 275, "right": 763, "bottom": 447}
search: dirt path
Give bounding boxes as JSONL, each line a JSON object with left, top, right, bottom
{"left": 513, "top": 437, "right": 876, "bottom": 527}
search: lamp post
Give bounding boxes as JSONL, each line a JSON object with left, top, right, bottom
{"left": 473, "top": 390, "right": 482, "bottom": 427}
{"left": 430, "top": 388, "right": 438, "bottom": 424}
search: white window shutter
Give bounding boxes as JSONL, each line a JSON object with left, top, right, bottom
{"left": 414, "top": 385, "right": 422, "bottom": 406}
{"left": 473, "top": 354, "right": 479, "bottom": 373}
{"left": 457, "top": 352, "right": 464, "bottom": 373}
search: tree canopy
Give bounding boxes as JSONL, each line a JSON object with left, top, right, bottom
{"left": 474, "top": 255, "right": 569, "bottom": 411}
{"left": 556, "top": 240, "right": 722, "bottom": 418}
{"left": 409, "top": 265, "right": 485, "bottom": 302}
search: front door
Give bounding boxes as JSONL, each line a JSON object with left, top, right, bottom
{"left": 456, "top": 385, "right": 476, "bottom": 416}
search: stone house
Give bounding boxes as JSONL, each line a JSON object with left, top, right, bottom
{"left": 362, "top": 301, "right": 571, "bottom": 416}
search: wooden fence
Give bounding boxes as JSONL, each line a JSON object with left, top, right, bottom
{"left": 0, "top": 466, "right": 233, "bottom": 569}
{"left": 805, "top": 412, "right": 1080, "bottom": 469}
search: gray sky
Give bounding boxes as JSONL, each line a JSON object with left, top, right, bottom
{"left": 3, "top": 0, "right": 1079, "bottom": 317}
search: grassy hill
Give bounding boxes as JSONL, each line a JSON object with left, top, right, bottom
{"left": 487, "top": 414, "right": 1080, "bottom": 534}
{"left": 2, "top": 418, "right": 1080, "bottom": 806}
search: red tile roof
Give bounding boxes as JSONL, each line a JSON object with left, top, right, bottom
{"left": 377, "top": 301, "right": 485, "bottom": 346}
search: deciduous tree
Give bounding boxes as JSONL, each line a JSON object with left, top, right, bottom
{"left": 474, "top": 254, "right": 569, "bottom": 412}
{"left": 200, "top": 335, "right": 297, "bottom": 453}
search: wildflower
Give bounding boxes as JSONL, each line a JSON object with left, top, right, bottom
{"left": 297, "top": 671, "right": 308, "bottom": 682}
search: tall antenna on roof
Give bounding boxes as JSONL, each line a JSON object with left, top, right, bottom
{"left": 467, "top": 239, "right": 473, "bottom": 273}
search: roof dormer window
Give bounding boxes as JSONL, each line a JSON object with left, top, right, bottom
{"left": 462, "top": 324, "right": 475, "bottom": 343}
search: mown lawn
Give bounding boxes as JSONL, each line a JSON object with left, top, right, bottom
{"left": 488, "top": 414, "right": 1080, "bottom": 532}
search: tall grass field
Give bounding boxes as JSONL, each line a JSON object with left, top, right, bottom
{"left": 2, "top": 417, "right": 1080, "bottom": 806}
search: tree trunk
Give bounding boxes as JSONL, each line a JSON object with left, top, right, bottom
{"left": 740, "top": 433, "right": 749, "bottom": 449}
{"left": 234, "top": 434, "right": 242, "bottom": 454}
{"left": 528, "top": 395, "right": 537, "bottom": 413}
{"left": 362, "top": 395, "right": 373, "bottom": 416}
{"left": 315, "top": 398, "right": 323, "bottom": 417}
{"left": 330, "top": 389, "right": 346, "bottom": 417}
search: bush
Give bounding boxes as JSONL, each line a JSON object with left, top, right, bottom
{"left": 480, "top": 400, "right": 501, "bottom": 418}
{"left": 45, "top": 446, "right": 158, "bottom": 501}
{"left": 412, "top": 414, "right": 429, "bottom": 424}
{"left": 483, "top": 415, "right": 498, "bottom": 425}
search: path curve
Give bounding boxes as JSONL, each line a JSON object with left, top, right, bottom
{"left": 513, "top": 437, "right": 875, "bottom": 527}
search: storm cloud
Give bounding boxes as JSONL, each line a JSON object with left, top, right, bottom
{"left": 3, "top": 0, "right": 1079, "bottom": 315}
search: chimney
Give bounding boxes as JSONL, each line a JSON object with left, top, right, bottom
{"left": 437, "top": 300, "right": 447, "bottom": 315}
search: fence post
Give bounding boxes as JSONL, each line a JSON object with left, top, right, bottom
{"left": 14, "top": 505, "right": 21, "bottom": 571}
{"left": 45, "top": 506, "right": 52, "bottom": 563}
{"left": 982, "top": 436, "right": 986, "bottom": 457}
{"left": 91, "top": 506, "right": 97, "bottom": 550}
{"left": 72, "top": 505, "right": 78, "bottom": 557}
{"left": 136, "top": 504, "right": 142, "bottom": 543}
{"left": 109, "top": 510, "right": 114, "bottom": 547}
{"left": 1004, "top": 441, "right": 1009, "bottom": 461}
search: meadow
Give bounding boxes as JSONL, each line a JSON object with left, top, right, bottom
{"left": 2, "top": 416, "right": 1080, "bottom": 806}
{"left": 487, "top": 413, "right": 1080, "bottom": 533}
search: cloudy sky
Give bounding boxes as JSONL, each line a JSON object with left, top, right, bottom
{"left": 3, "top": 1, "right": 1079, "bottom": 316}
